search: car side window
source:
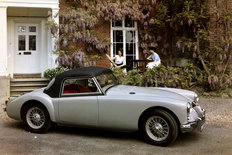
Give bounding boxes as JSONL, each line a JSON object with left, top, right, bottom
{"left": 62, "top": 78, "right": 100, "bottom": 96}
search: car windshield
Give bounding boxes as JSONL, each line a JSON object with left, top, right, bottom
{"left": 96, "top": 73, "right": 119, "bottom": 92}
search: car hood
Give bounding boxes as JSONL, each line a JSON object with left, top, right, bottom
{"left": 108, "top": 85, "right": 196, "bottom": 102}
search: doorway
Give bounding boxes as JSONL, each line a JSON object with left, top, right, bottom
{"left": 14, "top": 24, "right": 40, "bottom": 74}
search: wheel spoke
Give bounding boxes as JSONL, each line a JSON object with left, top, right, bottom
{"left": 26, "top": 107, "right": 46, "bottom": 129}
{"left": 145, "top": 115, "right": 170, "bottom": 142}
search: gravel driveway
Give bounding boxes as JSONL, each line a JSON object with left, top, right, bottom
{"left": 0, "top": 97, "right": 232, "bottom": 154}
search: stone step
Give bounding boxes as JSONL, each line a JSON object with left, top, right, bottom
{"left": 10, "top": 88, "right": 37, "bottom": 92}
{"left": 10, "top": 86, "right": 46, "bottom": 90}
{"left": 10, "top": 94, "right": 20, "bottom": 97}
{"left": 10, "top": 78, "right": 49, "bottom": 97}
{"left": 10, "top": 78, "right": 49, "bottom": 82}
{"left": 11, "top": 81, "right": 49, "bottom": 85}
{"left": 10, "top": 83, "right": 48, "bottom": 87}
{"left": 13, "top": 73, "right": 41, "bottom": 79}
{"left": 10, "top": 92, "right": 27, "bottom": 97}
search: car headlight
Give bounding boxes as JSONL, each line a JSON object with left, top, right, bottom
{"left": 187, "top": 102, "right": 192, "bottom": 121}
{"left": 194, "top": 93, "right": 199, "bottom": 103}
{"left": 187, "top": 102, "right": 192, "bottom": 114}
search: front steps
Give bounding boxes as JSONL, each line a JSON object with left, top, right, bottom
{"left": 13, "top": 73, "right": 41, "bottom": 79}
{"left": 10, "top": 78, "right": 49, "bottom": 97}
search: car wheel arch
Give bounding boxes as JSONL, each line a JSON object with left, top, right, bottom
{"left": 20, "top": 100, "right": 54, "bottom": 122}
{"left": 138, "top": 106, "right": 180, "bottom": 131}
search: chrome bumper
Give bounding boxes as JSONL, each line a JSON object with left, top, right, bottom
{"left": 180, "top": 109, "right": 205, "bottom": 133}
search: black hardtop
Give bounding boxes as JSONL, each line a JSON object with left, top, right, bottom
{"left": 44, "top": 67, "right": 112, "bottom": 98}
{"left": 57, "top": 67, "right": 112, "bottom": 79}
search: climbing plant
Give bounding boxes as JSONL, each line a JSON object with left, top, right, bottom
{"left": 47, "top": 0, "right": 232, "bottom": 91}
{"left": 196, "top": 1, "right": 232, "bottom": 90}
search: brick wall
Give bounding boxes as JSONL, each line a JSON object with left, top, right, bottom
{"left": 89, "top": 19, "right": 111, "bottom": 68}
{"left": 59, "top": 1, "right": 112, "bottom": 68}
{"left": 208, "top": 0, "right": 232, "bottom": 69}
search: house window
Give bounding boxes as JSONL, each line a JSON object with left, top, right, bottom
{"left": 111, "top": 17, "right": 138, "bottom": 66}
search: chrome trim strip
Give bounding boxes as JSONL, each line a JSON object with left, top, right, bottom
{"left": 93, "top": 77, "right": 105, "bottom": 95}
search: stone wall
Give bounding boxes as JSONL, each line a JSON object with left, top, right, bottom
{"left": 0, "top": 76, "right": 10, "bottom": 100}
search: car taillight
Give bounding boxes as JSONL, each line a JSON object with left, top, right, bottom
{"left": 5, "top": 100, "right": 8, "bottom": 106}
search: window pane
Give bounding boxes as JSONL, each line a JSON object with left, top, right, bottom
{"left": 113, "top": 43, "right": 123, "bottom": 56}
{"left": 113, "top": 30, "right": 123, "bottom": 42}
{"left": 63, "top": 78, "right": 98, "bottom": 95}
{"left": 112, "top": 20, "right": 122, "bottom": 27}
{"left": 125, "top": 16, "right": 134, "bottom": 27}
{"left": 96, "top": 73, "right": 119, "bottom": 91}
{"left": 29, "top": 26, "right": 36, "bottom": 32}
{"left": 18, "top": 26, "right": 26, "bottom": 33}
{"left": 126, "top": 43, "right": 135, "bottom": 54}
{"left": 126, "top": 30, "right": 135, "bottom": 43}
{"left": 29, "top": 35, "right": 36, "bottom": 50}
{"left": 18, "top": 35, "right": 26, "bottom": 51}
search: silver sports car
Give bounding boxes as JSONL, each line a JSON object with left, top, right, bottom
{"left": 4, "top": 67, "right": 205, "bottom": 146}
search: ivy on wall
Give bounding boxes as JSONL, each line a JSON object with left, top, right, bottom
{"left": 47, "top": 0, "right": 232, "bottom": 91}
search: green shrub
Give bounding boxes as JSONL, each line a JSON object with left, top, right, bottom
{"left": 44, "top": 66, "right": 70, "bottom": 80}
{"left": 126, "top": 69, "right": 143, "bottom": 86}
{"left": 112, "top": 67, "right": 127, "bottom": 84}
{"left": 113, "top": 68, "right": 143, "bottom": 86}
{"left": 144, "top": 64, "right": 207, "bottom": 88}
{"left": 113, "top": 63, "right": 207, "bottom": 89}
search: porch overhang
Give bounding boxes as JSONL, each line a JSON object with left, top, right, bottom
{"left": 0, "top": 0, "right": 59, "bottom": 9}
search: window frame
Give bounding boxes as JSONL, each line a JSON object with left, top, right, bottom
{"left": 16, "top": 24, "right": 38, "bottom": 52}
{"left": 110, "top": 18, "right": 139, "bottom": 66}
{"left": 60, "top": 77, "right": 103, "bottom": 97}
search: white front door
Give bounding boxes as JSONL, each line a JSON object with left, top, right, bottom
{"left": 15, "top": 24, "right": 40, "bottom": 74}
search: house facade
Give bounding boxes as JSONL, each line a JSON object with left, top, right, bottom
{"left": 0, "top": 0, "right": 141, "bottom": 99}
{"left": 0, "top": 0, "right": 59, "bottom": 77}
{"left": 0, "top": 0, "right": 59, "bottom": 99}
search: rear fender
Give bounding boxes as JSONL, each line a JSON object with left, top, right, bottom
{"left": 20, "top": 96, "right": 56, "bottom": 122}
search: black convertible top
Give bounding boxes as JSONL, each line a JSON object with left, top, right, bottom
{"left": 57, "top": 67, "right": 112, "bottom": 79}
{"left": 44, "top": 67, "right": 112, "bottom": 98}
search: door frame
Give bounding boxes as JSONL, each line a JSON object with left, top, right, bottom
{"left": 7, "top": 17, "right": 51, "bottom": 78}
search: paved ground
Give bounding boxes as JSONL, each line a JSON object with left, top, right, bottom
{"left": 0, "top": 98, "right": 232, "bottom": 155}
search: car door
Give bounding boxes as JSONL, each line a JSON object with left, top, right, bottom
{"left": 58, "top": 77, "right": 102, "bottom": 126}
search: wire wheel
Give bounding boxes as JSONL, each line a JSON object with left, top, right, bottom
{"left": 26, "top": 107, "right": 46, "bottom": 129}
{"left": 141, "top": 110, "right": 178, "bottom": 146}
{"left": 145, "top": 116, "right": 169, "bottom": 141}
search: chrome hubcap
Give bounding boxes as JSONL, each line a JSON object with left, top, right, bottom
{"left": 145, "top": 116, "right": 169, "bottom": 141}
{"left": 26, "top": 107, "right": 45, "bottom": 129}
